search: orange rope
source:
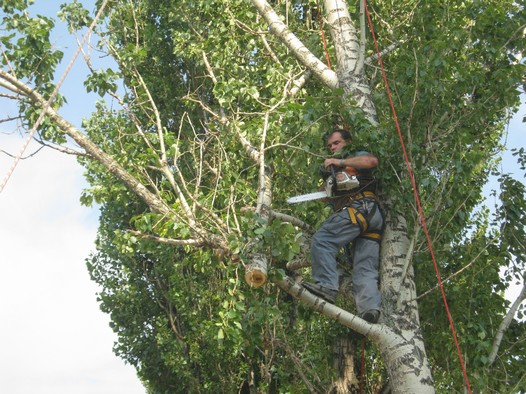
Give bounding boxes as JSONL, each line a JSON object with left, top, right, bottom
{"left": 0, "top": 0, "right": 110, "bottom": 194}
{"left": 315, "top": 0, "right": 331, "bottom": 69}
{"left": 362, "top": 1, "right": 473, "bottom": 392}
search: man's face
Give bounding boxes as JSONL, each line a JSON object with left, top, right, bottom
{"left": 326, "top": 132, "right": 348, "bottom": 154}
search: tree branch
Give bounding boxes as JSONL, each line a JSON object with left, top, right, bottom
{"left": 364, "top": 42, "right": 402, "bottom": 65}
{"left": 127, "top": 230, "right": 203, "bottom": 246}
{"left": 488, "top": 275, "right": 526, "bottom": 365}
{"left": 250, "top": 0, "right": 338, "bottom": 89}
{"left": 0, "top": 69, "right": 229, "bottom": 252}
{"left": 241, "top": 206, "right": 313, "bottom": 233}
{"left": 274, "top": 275, "right": 386, "bottom": 337}
{"left": 255, "top": 112, "right": 271, "bottom": 214}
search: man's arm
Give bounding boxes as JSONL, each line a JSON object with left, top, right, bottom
{"left": 323, "top": 153, "right": 378, "bottom": 170}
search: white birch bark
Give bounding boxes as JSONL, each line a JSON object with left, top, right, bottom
{"left": 380, "top": 210, "right": 434, "bottom": 392}
{"left": 249, "top": 0, "right": 338, "bottom": 89}
{"left": 324, "top": 0, "right": 378, "bottom": 122}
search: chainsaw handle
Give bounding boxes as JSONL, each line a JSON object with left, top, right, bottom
{"left": 329, "top": 164, "right": 337, "bottom": 179}
{"left": 328, "top": 164, "right": 338, "bottom": 194}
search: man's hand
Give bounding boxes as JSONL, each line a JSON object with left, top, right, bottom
{"left": 324, "top": 158, "right": 342, "bottom": 168}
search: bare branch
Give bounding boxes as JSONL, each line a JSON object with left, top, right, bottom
{"left": 0, "top": 93, "right": 21, "bottom": 101}
{"left": 256, "top": 112, "right": 271, "bottom": 214}
{"left": 364, "top": 41, "right": 403, "bottom": 66}
{"left": 287, "top": 70, "right": 311, "bottom": 97}
{"left": 127, "top": 230, "right": 203, "bottom": 246}
{"left": 241, "top": 206, "right": 313, "bottom": 233}
{"left": 1, "top": 145, "right": 45, "bottom": 159}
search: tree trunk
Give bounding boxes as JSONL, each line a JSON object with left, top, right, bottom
{"left": 378, "top": 211, "right": 434, "bottom": 393}
{"left": 324, "top": 0, "right": 378, "bottom": 121}
{"left": 323, "top": 1, "right": 434, "bottom": 390}
{"left": 332, "top": 335, "right": 360, "bottom": 393}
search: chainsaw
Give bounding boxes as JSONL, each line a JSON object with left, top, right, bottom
{"left": 287, "top": 165, "right": 359, "bottom": 204}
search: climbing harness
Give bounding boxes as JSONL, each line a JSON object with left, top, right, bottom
{"left": 345, "top": 200, "right": 382, "bottom": 243}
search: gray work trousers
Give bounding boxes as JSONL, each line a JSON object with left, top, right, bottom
{"left": 310, "top": 198, "right": 383, "bottom": 314}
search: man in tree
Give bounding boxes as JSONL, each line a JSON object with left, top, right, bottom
{"left": 303, "top": 129, "right": 383, "bottom": 323}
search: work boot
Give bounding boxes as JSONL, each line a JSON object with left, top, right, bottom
{"left": 302, "top": 282, "right": 338, "bottom": 303}
{"left": 362, "top": 309, "right": 380, "bottom": 324}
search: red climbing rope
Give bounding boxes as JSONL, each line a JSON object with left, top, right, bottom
{"left": 362, "top": 1, "right": 473, "bottom": 392}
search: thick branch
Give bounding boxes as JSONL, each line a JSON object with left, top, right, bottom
{"left": 250, "top": 0, "right": 338, "bottom": 89}
{"left": 274, "top": 275, "right": 385, "bottom": 337}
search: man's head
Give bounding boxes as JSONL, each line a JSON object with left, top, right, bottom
{"left": 326, "top": 129, "right": 352, "bottom": 154}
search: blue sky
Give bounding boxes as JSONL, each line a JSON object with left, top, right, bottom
{"left": 0, "top": 1, "right": 144, "bottom": 393}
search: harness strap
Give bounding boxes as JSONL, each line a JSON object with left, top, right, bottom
{"left": 346, "top": 193, "right": 383, "bottom": 243}
{"left": 351, "top": 191, "right": 379, "bottom": 203}
{"left": 347, "top": 207, "right": 368, "bottom": 233}
{"left": 360, "top": 231, "right": 382, "bottom": 242}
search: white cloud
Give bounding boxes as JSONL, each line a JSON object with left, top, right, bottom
{"left": 0, "top": 136, "right": 145, "bottom": 394}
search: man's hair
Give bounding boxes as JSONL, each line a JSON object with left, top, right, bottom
{"left": 324, "top": 128, "right": 352, "bottom": 143}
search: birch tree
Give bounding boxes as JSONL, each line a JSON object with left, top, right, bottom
{"left": 1, "top": 0, "right": 525, "bottom": 392}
